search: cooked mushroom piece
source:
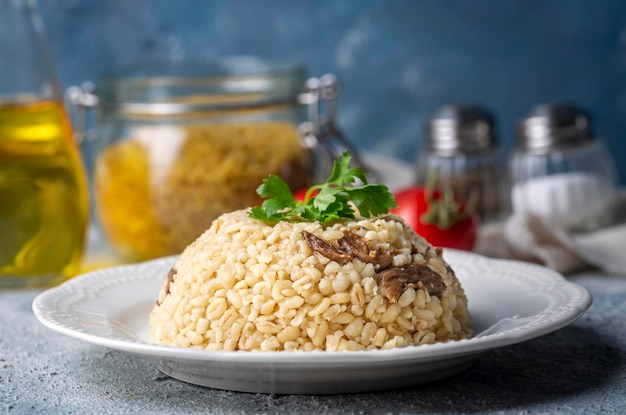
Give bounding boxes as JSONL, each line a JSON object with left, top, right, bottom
{"left": 377, "top": 263, "right": 446, "bottom": 303}
{"left": 339, "top": 230, "right": 393, "bottom": 269}
{"left": 302, "top": 231, "right": 353, "bottom": 265}
{"left": 157, "top": 267, "right": 177, "bottom": 306}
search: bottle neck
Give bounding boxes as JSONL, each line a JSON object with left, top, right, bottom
{"left": 0, "top": 0, "right": 61, "bottom": 103}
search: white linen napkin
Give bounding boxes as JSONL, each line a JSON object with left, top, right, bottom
{"left": 475, "top": 195, "right": 626, "bottom": 276}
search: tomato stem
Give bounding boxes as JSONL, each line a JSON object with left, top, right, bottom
{"left": 419, "top": 169, "right": 474, "bottom": 230}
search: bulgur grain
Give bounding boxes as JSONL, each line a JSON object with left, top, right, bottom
{"left": 149, "top": 210, "right": 472, "bottom": 351}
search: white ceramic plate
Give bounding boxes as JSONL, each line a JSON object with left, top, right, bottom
{"left": 32, "top": 250, "right": 591, "bottom": 394}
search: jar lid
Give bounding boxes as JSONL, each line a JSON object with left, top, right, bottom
{"left": 99, "top": 56, "right": 307, "bottom": 115}
{"left": 517, "top": 103, "right": 592, "bottom": 153}
{"left": 426, "top": 104, "right": 498, "bottom": 156}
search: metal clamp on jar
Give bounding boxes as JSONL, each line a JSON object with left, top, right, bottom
{"left": 416, "top": 104, "right": 510, "bottom": 223}
{"left": 510, "top": 103, "right": 617, "bottom": 232}
{"left": 67, "top": 57, "right": 318, "bottom": 261}
{"left": 297, "top": 74, "right": 378, "bottom": 182}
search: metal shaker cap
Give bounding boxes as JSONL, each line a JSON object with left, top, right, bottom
{"left": 426, "top": 104, "right": 498, "bottom": 156}
{"left": 517, "top": 103, "right": 592, "bottom": 153}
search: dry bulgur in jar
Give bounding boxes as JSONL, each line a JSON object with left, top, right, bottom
{"left": 87, "top": 58, "right": 315, "bottom": 261}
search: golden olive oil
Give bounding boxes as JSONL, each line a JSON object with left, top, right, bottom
{"left": 0, "top": 100, "right": 88, "bottom": 287}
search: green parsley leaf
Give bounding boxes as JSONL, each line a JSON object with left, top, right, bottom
{"left": 345, "top": 185, "right": 397, "bottom": 217}
{"left": 324, "top": 151, "right": 367, "bottom": 186}
{"left": 248, "top": 151, "right": 398, "bottom": 225}
{"left": 255, "top": 174, "right": 296, "bottom": 217}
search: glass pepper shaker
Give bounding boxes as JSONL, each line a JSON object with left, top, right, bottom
{"left": 416, "top": 104, "right": 510, "bottom": 223}
{"left": 510, "top": 103, "right": 617, "bottom": 232}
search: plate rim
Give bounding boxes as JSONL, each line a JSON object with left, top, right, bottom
{"left": 32, "top": 250, "right": 592, "bottom": 365}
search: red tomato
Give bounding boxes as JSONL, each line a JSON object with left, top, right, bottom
{"left": 293, "top": 188, "right": 319, "bottom": 202}
{"left": 391, "top": 187, "right": 478, "bottom": 251}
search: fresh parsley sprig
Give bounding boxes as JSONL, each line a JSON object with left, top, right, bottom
{"left": 249, "top": 152, "right": 398, "bottom": 225}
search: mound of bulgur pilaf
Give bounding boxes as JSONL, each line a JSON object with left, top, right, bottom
{"left": 149, "top": 209, "right": 472, "bottom": 351}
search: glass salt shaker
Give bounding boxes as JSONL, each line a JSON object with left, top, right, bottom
{"left": 416, "top": 104, "right": 510, "bottom": 223}
{"left": 510, "top": 103, "right": 617, "bottom": 232}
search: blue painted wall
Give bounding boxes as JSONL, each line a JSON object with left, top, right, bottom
{"left": 37, "top": 0, "right": 626, "bottom": 184}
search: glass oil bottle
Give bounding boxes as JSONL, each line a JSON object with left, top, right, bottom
{"left": 0, "top": 0, "right": 88, "bottom": 287}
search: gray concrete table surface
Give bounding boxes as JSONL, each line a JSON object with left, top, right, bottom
{"left": 1, "top": 270, "right": 625, "bottom": 415}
